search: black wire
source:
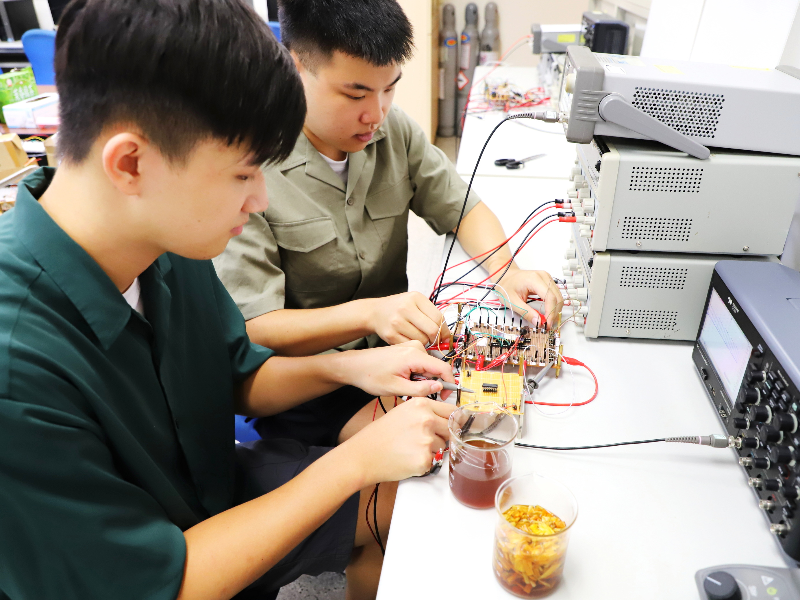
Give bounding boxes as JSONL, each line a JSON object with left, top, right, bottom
{"left": 373, "top": 483, "right": 385, "bottom": 555}
{"left": 515, "top": 439, "right": 666, "bottom": 450}
{"left": 433, "top": 117, "right": 514, "bottom": 305}
{"left": 479, "top": 214, "right": 557, "bottom": 301}
{"left": 429, "top": 201, "right": 558, "bottom": 301}
{"left": 377, "top": 398, "right": 387, "bottom": 414}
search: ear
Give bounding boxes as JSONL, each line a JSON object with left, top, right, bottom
{"left": 101, "top": 132, "right": 150, "bottom": 196}
{"left": 289, "top": 49, "right": 305, "bottom": 75}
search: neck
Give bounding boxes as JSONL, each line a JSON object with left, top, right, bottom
{"left": 38, "top": 164, "right": 163, "bottom": 293}
{"left": 303, "top": 125, "right": 346, "bottom": 161}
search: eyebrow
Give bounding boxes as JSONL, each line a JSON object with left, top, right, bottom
{"left": 343, "top": 72, "right": 403, "bottom": 93}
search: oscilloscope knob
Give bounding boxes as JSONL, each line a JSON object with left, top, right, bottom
{"left": 731, "top": 418, "right": 750, "bottom": 430}
{"left": 746, "top": 405, "right": 772, "bottom": 424}
{"left": 758, "top": 425, "right": 782, "bottom": 445}
{"left": 702, "top": 570, "right": 741, "bottom": 600}
{"left": 740, "top": 436, "right": 760, "bottom": 449}
{"left": 770, "top": 445, "right": 797, "bottom": 465}
{"left": 742, "top": 388, "right": 761, "bottom": 405}
{"left": 763, "top": 478, "right": 783, "bottom": 492}
{"left": 774, "top": 413, "right": 799, "bottom": 433}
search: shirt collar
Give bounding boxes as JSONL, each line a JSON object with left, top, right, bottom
{"left": 14, "top": 168, "right": 172, "bottom": 350}
{"left": 276, "top": 126, "right": 387, "bottom": 175}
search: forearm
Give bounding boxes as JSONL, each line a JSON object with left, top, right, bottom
{"left": 455, "top": 201, "right": 520, "bottom": 281}
{"left": 178, "top": 443, "right": 364, "bottom": 600}
{"left": 245, "top": 300, "right": 377, "bottom": 356}
{"left": 235, "top": 353, "right": 352, "bottom": 417}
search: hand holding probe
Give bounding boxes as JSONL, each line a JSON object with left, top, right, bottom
{"left": 410, "top": 373, "right": 474, "bottom": 394}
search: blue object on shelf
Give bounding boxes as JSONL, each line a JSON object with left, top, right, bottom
{"left": 268, "top": 21, "right": 281, "bottom": 42}
{"left": 235, "top": 414, "right": 261, "bottom": 443}
{"left": 21, "top": 29, "right": 56, "bottom": 86}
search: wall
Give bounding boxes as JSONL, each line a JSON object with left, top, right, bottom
{"left": 395, "top": 0, "right": 438, "bottom": 141}
{"left": 445, "top": 0, "right": 590, "bottom": 67}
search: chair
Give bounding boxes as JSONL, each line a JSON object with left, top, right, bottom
{"left": 21, "top": 29, "right": 56, "bottom": 86}
{"left": 268, "top": 21, "right": 281, "bottom": 42}
{"left": 234, "top": 414, "right": 261, "bottom": 443}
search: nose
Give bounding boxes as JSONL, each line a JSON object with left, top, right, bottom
{"left": 242, "top": 172, "right": 269, "bottom": 214}
{"left": 360, "top": 95, "right": 388, "bottom": 127}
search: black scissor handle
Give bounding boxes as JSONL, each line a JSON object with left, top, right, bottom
{"left": 494, "top": 158, "right": 515, "bottom": 166}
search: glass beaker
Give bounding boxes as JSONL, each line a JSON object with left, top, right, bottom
{"left": 493, "top": 473, "right": 578, "bottom": 598}
{"left": 448, "top": 402, "right": 518, "bottom": 509}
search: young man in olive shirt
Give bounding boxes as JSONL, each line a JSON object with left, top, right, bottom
{"left": 0, "top": 2, "right": 455, "bottom": 599}
{"left": 214, "top": 0, "right": 564, "bottom": 445}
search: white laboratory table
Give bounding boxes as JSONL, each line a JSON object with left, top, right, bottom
{"left": 378, "top": 73, "right": 787, "bottom": 599}
{"left": 455, "top": 66, "right": 577, "bottom": 181}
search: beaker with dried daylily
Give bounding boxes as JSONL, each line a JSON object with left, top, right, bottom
{"left": 493, "top": 473, "right": 578, "bottom": 598}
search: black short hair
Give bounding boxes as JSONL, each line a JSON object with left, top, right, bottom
{"left": 55, "top": 0, "right": 305, "bottom": 166}
{"left": 278, "top": 0, "right": 413, "bottom": 70}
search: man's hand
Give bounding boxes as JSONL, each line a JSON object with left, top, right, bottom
{"left": 337, "top": 340, "right": 455, "bottom": 399}
{"left": 347, "top": 397, "right": 456, "bottom": 483}
{"left": 496, "top": 268, "right": 564, "bottom": 328}
{"left": 365, "top": 292, "right": 451, "bottom": 346}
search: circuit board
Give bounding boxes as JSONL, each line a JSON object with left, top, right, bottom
{"left": 448, "top": 318, "right": 563, "bottom": 437}
{"left": 460, "top": 370, "right": 524, "bottom": 412}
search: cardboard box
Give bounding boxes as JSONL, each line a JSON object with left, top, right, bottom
{"left": 0, "top": 68, "right": 37, "bottom": 124}
{"left": 2, "top": 93, "right": 59, "bottom": 129}
{"left": 0, "top": 134, "right": 36, "bottom": 181}
{"left": 44, "top": 133, "right": 57, "bottom": 167}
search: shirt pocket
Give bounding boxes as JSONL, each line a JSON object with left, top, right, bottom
{"left": 365, "top": 176, "right": 414, "bottom": 248}
{"left": 270, "top": 217, "right": 343, "bottom": 292}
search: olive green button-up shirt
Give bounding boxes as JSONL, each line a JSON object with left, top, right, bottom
{"left": 214, "top": 106, "right": 481, "bottom": 345}
{"left": 0, "top": 169, "right": 273, "bottom": 600}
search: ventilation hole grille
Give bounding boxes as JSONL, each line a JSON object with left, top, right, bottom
{"left": 632, "top": 87, "right": 724, "bottom": 138}
{"left": 629, "top": 167, "right": 703, "bottom": 193}
{"left": 619, "top": 267, "right": 688, "bottom": 289}
{"left": 611, "top": 309, "right": 678, "bottom": 330}
{"left": 621, "top": 217, "right": 692, "bottom": 242}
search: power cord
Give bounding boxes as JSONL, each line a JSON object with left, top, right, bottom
{"left": 516, "top": 434, "right": 732, "bottom": 451}
{"left": 433, "top": 111, "right": 562, "bottom": 306}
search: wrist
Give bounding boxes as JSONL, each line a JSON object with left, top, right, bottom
{"left": 328, "top": 440, "right": 373, "bottom": 490}
{"left": 355, "top": 297, "right": 379, "bottom": 335}
{"left": 490, "top": 262, "right": 520, "bottom": 283}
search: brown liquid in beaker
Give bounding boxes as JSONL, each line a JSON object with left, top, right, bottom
{"left": 449, "top": 438, "right": 511, "bottom": 509}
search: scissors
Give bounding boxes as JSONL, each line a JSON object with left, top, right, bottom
{"left": 494, "top": 153, "right": 545, "bottom": 170}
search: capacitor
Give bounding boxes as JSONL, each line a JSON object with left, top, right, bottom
{"left": 437, "top": 4, "right": 458, "bottom": 138}
{"left": 478, "top": 3, "right": 499, "bottom": 66}
{"left": 455, "top": 3, "right": 479, "bottom": 136}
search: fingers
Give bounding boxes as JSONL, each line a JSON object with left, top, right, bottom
{"left": 398, "top": 339, "right": 426, "bottom": 352}
{"left": 412, "top": 294, "right": 452, "bottom": 343}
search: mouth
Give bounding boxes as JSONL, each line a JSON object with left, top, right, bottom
{"left": 230, "top": 220, "right": 248, "bottom": 236}
{"left": 354, "top": 131, "right": 374, "bottom": 143}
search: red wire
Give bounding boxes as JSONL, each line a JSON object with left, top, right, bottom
{"left": 526, "top": 356, "right": 598, "bottom": 407}
{"left": 435, "top": 218, "right": 558, "bottom": 307}
{"left": 430, "top": 204, "right": 558, "bottom": 298}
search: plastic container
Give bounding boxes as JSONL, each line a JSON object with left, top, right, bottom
{"left": 493, "top": 473, "right": 578, "bottom": 598}
{"left": 448, "top": 402, "right": 518, "bottom": 509}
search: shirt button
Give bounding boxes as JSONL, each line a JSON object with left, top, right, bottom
{"left": 346, "top": 198, "right": 354, "bottom": 206}
{"left": 359, "top": 251, "right": 366, "bottom": 260}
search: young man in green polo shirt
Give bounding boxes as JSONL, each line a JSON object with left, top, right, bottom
{"left": 0, "top": 1, "right": 456, "bottom": 599}
{"left": 214, "top": 0, "right": 564, "bottom": 446}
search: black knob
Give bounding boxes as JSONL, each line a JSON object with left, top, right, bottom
{"left": 747, "top": 405, "right": 772, "bottom": 423}
{"left": 743, "top": 388, "right": 760, "bottom": 405}
{"left": 735, "top": 401, "right": 747, "bottom": 414}
{"left": 732, "top": 418, "right": 750, "bottom": 430}
{"left": 752, "top": 456, "right": 770, "bottom": 469}
{"left": 775, "top": 413, "right": 798, "bottom": 433}
{"left": 770, "top": 446, "right": 796, "bottom": 465}
{"left": 785, "top": 486, "right": 800, "bottom": 501}
{"left": 749, "top": 370, "right": 767, "bottom": 383}
{"left": 764, "top": 479, "right": 782, "bottom": 492}
{"left": 703, "top": 571, "right": 741, "bottom": 600}
{"left": 750, "top": 361, "right": 763, "bottom": 371}
{"left": 741, "top": 436, "right": 760, "bottom": 449}
{"left": 758, "top": 425, "right": 782, "bottom": 445}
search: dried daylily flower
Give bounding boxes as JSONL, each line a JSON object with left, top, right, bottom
{"left": 493, "top": 505, "right": 569, "bottom": 598}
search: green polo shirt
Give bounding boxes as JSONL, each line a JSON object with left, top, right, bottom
{"left": 214, "top": 105, "right": 481, "bottom": 350}
{"left": 0, "top": 168, "right": 274, "bottom": 599}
